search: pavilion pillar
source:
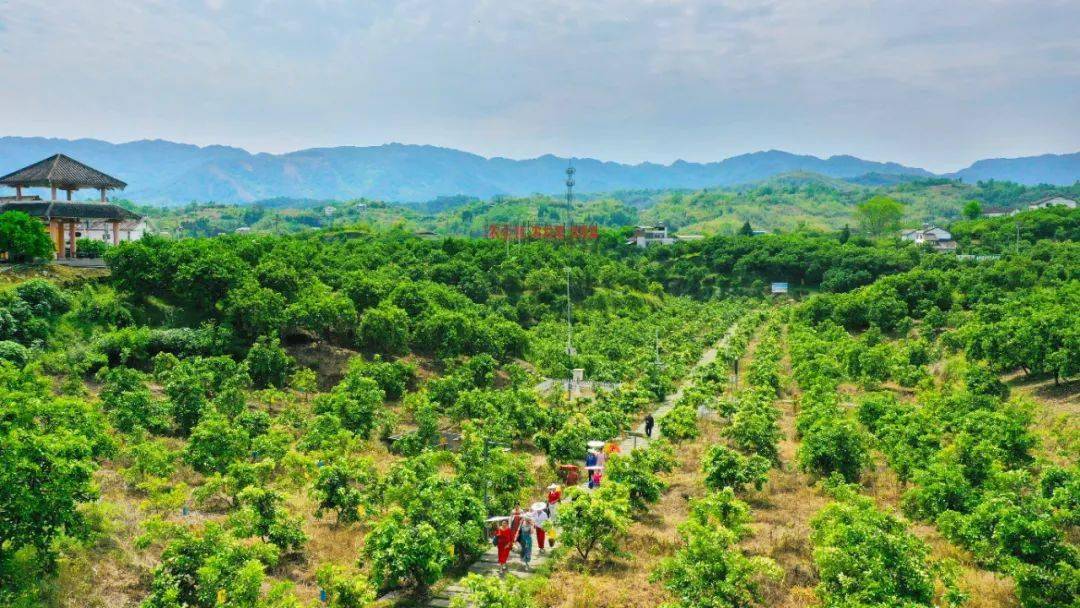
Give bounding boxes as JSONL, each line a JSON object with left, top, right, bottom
{"left": 52, "top": 220, "right": 62, "bottom": 258}
{"left": 112, "top": 221, "right": 120, "bottom": 246}
{"left": 66, "top": 189, "right": 73, "bottom": 201}
{"left": 15, "top": 186, "right": 21, "bottom": 198}
{"left": 68, "top": 222, "right": 76, "bottom": 258}
{"left": 100, "top": 188, "right": 106, "bottom": 202}
{"left": 51, "top": 185, "right": 57, "bottom": 200}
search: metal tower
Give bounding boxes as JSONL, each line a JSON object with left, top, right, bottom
{"left": 565, "top": 162, "right": 575, "bottom": 228}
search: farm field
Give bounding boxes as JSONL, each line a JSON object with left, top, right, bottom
{"left": 0, "top": 207, "right": 1077, "bottom": 608}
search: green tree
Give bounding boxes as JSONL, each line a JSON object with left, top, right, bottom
{"left": 316, "top": 564, "right": 376, "bottom": 608}
{"left": 606, "top": 448, "right": 668, "bottom": 512}
{"left": 96, "top": 366, "right": 171, "bottom": 433}
{"left": 797, "top": 419, "right": 871, "bottom": 483}
{"left": 854, "top": 196, "right": 904, "bottom": 237}
{"left": 358, "top": 303, "right": 410, "bottom": 355}
{"left": 702, "top": 444, "right": 771, "bottom": 494}
{"left": 362, "top": 508, "right": 450, "bottom": 591}
{"left": 450, "top": 573, "right": 535, "bottom": 608}
{"left": 0, "top": 365, "right": 111, "bottom": 600}
{"left": 558, "top": 483, "right": 632, "bottom": 564}
{"left": 811, "top": 482, "right": 946, "bottom": 608}
{"left": 738, "top": 220, "right": 754, "bottom": 237}
{"left": 184, "top": 411, "right": 250, "bottom": 474}
{"left": 653, "top": 489, "right": 780, "bottom": 608}
{"left": 245, "top": 335, "right": 295, "bottom": 389}
{"left": 963, "top": 199, "right": 983, "bottom": 220}
{"left": 311, "top": 457, "right": 377, "bottom": 525}
{"left": 0, "top": 211, "right": 53, "bottom": 261}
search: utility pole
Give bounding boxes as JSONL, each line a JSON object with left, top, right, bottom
{"left": 565, "top": 162, "right": 575, "bottom": 231}
{"left": 565, "top": 267, "right": 575, "bottom": 400}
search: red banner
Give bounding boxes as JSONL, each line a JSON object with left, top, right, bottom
{"left": 487, "top": 224, "right": 598, "bottom": 240}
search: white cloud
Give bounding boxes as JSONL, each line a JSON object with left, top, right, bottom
{"left": 0, "top": 0, "right": 1076, "bottom": 171}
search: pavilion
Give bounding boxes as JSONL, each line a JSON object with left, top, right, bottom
{"left": 0, "top": 154, "right": 144, "bottom": 259}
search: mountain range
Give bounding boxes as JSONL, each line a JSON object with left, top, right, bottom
{"left": 0, "top": 136, "right": 1076, "bottom": 205}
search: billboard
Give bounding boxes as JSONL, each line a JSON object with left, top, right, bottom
{"left": 487, "top": 224, "right": 599, "bottom": 240}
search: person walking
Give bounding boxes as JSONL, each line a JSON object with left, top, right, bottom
{"left": 519, "top": 520, "right": 534, "bottom": 570}
{"left": 645, "top": 413, "right": 655, "bottom": 438}
{"left": 493, "top": 520, "right": 515, "bottom": 576}
{"left": 547, "top": 484, "right": 562, "bottom": 520}
{"left": 533, "top": 506, "right": 549, "bottom": 553}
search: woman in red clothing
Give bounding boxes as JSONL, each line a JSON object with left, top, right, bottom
{"left": 493, "top": 520, "right": 515, "bottom": 575}
{"left": 546, "top": 484, "right": 562, "bottom": 523}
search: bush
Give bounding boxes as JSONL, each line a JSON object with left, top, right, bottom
{"left": 558, "top": 483, "right": 632, "bottom": 563}
{"left": 0, "top": 211, "right": 53, "bottom": 261}
{"left": 811, "top": 484, "right": 946, "bottom": 608}
{"left": 797, "top": 419, "right": 871, "bottom": 483}
{"left": 184, "top": 411, "right": 250, "bottom": 474}
{"left": 606, "top": 448, "right": 667, "bottom": 511}
{"left": 702, "top": 445, "right": 771, "bottom": 494}
{"left": 244, "top": 335, "right": 294, "bottom": 389}
{"left": 659, "top": 404, "right": 699, "bottom": 442}
{"left": 0, "top": 340, "right": 29, "bottom": 366}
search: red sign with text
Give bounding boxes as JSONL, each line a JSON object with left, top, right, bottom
{"left": 487, "top": 224, "right": 599, "bottom": 240}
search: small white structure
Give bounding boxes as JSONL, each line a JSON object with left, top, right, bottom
{"left": 323, "top": 205, "right": 336, "bottom": 217}
{"left": 235, "top": 226, "right": 251, "bottom": 233}
{"left": 770, "top": 282, "right": 789, "bottom": 295}
{"left": 628, "top": 225, "right": 675, "bottom": 247}
{"left": 1026, "top": 196, "right": 1076, "bottom": 211}
{"left": 900, "top": 225, "right": 957, "bottom": 252}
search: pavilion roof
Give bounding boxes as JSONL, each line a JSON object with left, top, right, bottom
{"left": 0, "top": 201, "right": 141, "bottom": 221}
{"left": 0, "top": 154, "right": 127, "bottom": 191}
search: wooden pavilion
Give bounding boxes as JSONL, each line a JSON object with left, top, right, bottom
{"left": 0, "top": 154, "right": 144, "bottom": 259}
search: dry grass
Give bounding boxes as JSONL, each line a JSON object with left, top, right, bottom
{"left": 537, "top": 422, "right": 725, "bottom": 608}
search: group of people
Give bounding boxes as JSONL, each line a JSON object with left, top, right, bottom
{"left": 489, "top": 418, "right": 658, "bottom": 575}
{"left": 491, "top": 484, "right": 563, "bottom": 575}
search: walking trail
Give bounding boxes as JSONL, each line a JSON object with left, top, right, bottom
{"left": 425, "top": 317, "right": 749, "bottom": 607}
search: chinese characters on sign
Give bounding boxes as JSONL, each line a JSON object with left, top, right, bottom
{"left": 487, "top": 224, "right": 599, "bottom": 240}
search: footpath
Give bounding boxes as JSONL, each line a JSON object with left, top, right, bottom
{"left": 425, "top": 318, "right": 748, "bottom": 607}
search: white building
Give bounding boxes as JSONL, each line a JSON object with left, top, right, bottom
{"left": 628, "top": 225, "right": 675, "bottom": 247}
{"left": 1026, "top": 196, "right": 1077, "bottom": 211}
{"left": 900, "top": 225, "right": 957, "bottom": 252}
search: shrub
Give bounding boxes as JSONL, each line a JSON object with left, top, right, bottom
{"left": 244, "top": 335, "right": 294, "bottom": 389}
{"left": 0, "top": 340, "right": 29, "bottom": 366}
{"left": 659, "top": 404, "right": 699, "bottom": 442}
{"left": 797, "top": 419, "right": 871, "bottom": 483}
{"left": 606, "top": 448, "right": 667, "bottom": 511}
{"left": 702, "top": 444, "right": 771, "bottom": 494}
{"left": 184, "top": 411, "right": 250, "bottom": 474}
{"left": 558, "top": 483, "right": 632, "bottom": 564}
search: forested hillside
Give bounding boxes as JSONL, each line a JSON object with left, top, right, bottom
{"left": 3, "top": 136, "right": 1077, "bottom": 204}
{"left": 0, "top": 208, "right": 1075, "bottom": 608}
{"left": 126, "top": 175, "right": 1080, "bottom": 239}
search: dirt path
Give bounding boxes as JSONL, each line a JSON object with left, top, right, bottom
{"left": 426, "top": 312, "right": 758, "bottom": 608}
{"left": 739, "top": 325, "right": 829, "bottom": 608}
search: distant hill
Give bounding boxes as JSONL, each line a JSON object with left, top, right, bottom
{"left": 0, "top": 136, "right": 1075, "bottom": 204}
{"left": 949, "top": 152, "right": 1080, "bottom": 186}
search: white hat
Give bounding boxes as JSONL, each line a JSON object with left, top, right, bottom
{"left": 531, "top": 502, "right": 547, "bottom": 512}
{"left": 547, "top": 483, "right": 558, "bottom": 490}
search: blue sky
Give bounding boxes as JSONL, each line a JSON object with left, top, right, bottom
{"left": 0, "top": 0, "right": 1076, "bottom": 172}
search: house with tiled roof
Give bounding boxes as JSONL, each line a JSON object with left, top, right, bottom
{"left": 0, "top": 154, "right": 145, "bottom": 259}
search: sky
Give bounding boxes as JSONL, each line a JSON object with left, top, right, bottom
{"left": 0, "top": 0, "right": 1077, "bottom": 172}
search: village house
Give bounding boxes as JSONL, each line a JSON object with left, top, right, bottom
{"left": 0, "top": 154, "right": 144, "bottom": 260}
{"left": 1025, "top": 195, "right": 1076, "bottom": 211}
{"left": 628, "top": 225, "right": 675, "bottom": 247}
{"left": 900, "top": 224, "right": 957, "bottom": 252}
